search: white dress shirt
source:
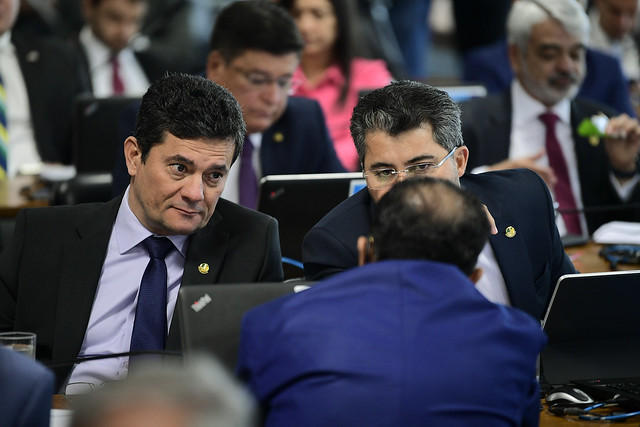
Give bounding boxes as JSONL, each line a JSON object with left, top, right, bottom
{"left": 0, "top": 32, "right": 43, "bottom": 178}
{"left": 64, "top": 187, "right": 188, "bottom": 392}
{"left": 222, "top": 132, "right": 263, "bottom": 204}
{"left": 79, "top": 26, "right": 150, "bottom": 98}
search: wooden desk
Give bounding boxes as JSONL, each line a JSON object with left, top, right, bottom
{"left": 0, "top": 175, "right": 49, "bottom": 218}
{"left": 565, "top": 241, "right": 640, "bottom": 273}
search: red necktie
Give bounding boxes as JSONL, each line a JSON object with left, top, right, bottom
{"left": 111, "top": 55, "right": 124, "bottom": 95}
{"left": 539, "top": 112, "right": 582, "bottom": 235}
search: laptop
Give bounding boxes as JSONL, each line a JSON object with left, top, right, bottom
{"left": 176, "top": 282, "right": 312, "bottom": 372}
{"left": 540, "top": 270, "right": 640, "bottom": 402}
{"left": 73, "top": 95, "right": 140, "bottom": 173}
{"left": 257, "top": 172, "right": 366, "bottom": 267}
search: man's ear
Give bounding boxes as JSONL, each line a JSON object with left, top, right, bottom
{"left": 124, "top": 136, "right": 141, "bottom": 178}
{"left": 507, "top": 43, "right": 522, "bottom": 76}
{"left": 357, "top": 236, "right": 375, "bottom": 266}
{"left": 454, "top": 145, "right": 469, "bottom": 178}
{"left": 206, "top": 51, "right": 224, "bottom": 82}
{"left": 469, "top": 267, "right": 483, "bottom": 284}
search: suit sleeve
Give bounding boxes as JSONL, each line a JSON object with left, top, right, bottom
{"left": 260, "top": 217, "right": 285, "bottom": 282}
{"left": 309, "top": 101, "right": 347, "bottom": 173}
{"left": 302, "top": 225, "right": 356, "bottom": 281}
{"left": 0, "top": 209, "right": 27, "bottom": 332}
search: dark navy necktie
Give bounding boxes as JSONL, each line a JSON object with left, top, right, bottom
{"left": 130, "top": 236, "right": 174, "bottom": 352}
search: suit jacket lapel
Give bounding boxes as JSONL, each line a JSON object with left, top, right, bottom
{"left": 463, "top": 179, "right": 540, "bottom": 318}
{"left": 52, "top": 199, "right": 121, "bottom": 363}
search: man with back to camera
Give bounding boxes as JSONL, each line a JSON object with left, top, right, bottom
{"left": 111, "top": 0, "right": 346, "bottom": 207}
{"left": 303, "top": 80, "right": 577, "bottom": 320}
{"left": 0, "top": 74, "right": 283, "bottom": 391}
{"left": 460, "top": 0, "right": 640, "bottom": 236}
{"left": 238, "top": 177, "right": 547, "bottom": 426}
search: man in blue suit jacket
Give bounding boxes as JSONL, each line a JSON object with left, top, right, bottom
{"left": 239, "top": 177, "right": 546, "bottom": 426}
{"left": 303, "top": 81, "right": 576, "bottom": 320}
{"left": 112, "top": 1, "right": 345, "bottom": 202}
{"left": 0, "top": 347, "right": 55, "bottom": 427}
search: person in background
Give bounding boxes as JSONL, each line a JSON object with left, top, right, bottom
{"left": 77, "top": 0, "right": 170, "bottom": 97}
{"left": 0, "top": 0, "right": 88, "bottom": 178}
{"left": 0, "top": 346, "right": 55, "bottom": 427}
{"left": 460, "top": 0, "right": 640, "bottom": 236}
{"left": 0, "top": 74, "right": 283, "bottom": 391}
{"left": 588, "top": 0, "right": 640, "bottom": 115}
{"left": 278, "top": 0, "right": 392, "bottom": 171}
{"left": 239, "top": 177, "right": 545, "bottom": 426}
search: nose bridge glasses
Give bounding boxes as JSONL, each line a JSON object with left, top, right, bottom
{"left": 232, "top": 66, "right": 295, "bottom": 92}
{"left": 363, "top": 147, "right": 458, "bottom": 190}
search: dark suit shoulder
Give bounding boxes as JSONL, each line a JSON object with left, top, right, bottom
{"left": 312, "top": 188, "right": 371, "bottom": 230}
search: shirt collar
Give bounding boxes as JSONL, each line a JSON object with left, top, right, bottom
{"left": 0, "top": 31, "right": 12, "bottom": 52}
{"left": 512, "top": 80, "right": 571, "bottom": 126}
{"left": 115, "top": 186, "right": 189, "bottom": 257}
{"left": 293, "top": 63, "right": 344, "bottom": 90}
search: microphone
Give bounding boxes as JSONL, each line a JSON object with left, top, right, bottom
{"left": 44, "top": 350, "right": 182, "bottom": 369}
{"left": 556, "top": 202, "right": 640, "bottom": 215}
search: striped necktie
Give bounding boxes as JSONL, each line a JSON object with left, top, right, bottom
{"left": 0, "top": 72, "right": 7, "bottom": 179}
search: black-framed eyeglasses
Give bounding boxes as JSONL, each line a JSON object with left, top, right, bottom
{"left": 363, "top": 147, "right": 458, "bottom": 190}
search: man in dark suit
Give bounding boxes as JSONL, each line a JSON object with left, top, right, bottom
{"left": 460, "top": 0, "right": 640, "bottom": 236}
{"left": 1, "top": 0, "right": 88, "bottom": 176}
{"left": 463, "top": 41, "right": 636, "bottom": 118}
{"left": 113, "top": 1, "right": 345, "bottom": 206}
{"left": 0, "top": 346, "right": 55, "bottom": 426}
{"left": 77, "top": 0, "right": 170, "bottom": 97}
{"left": 303, "top": 81, "right": 576, "bottom": 320}
{"left": 0, "top": 74, "right": 283, "bottom": 391}
{"left": 240, "top": 178, "right": 546, "bottom": 426}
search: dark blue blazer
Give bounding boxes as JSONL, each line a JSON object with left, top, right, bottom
{"left": 112, "top": 96, "right": 345, "bottom": 195}
{"left": 238, "top": 260, "right": 546, "bottom": 427}
{"left": 460, "top": 92, "right": 640, "bottom": 233}
{"left": 462, "top": 40, "right": 636, "bottom": 117}
{"left": 0, "top": 347, "right": 55, "bottom": 426}
{"left": 302, "top": 169, "right": 577, "bottom": 319}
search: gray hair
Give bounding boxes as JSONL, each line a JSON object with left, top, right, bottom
{"left": 71, "top": 355, "right": 256, "bottom": 427}
{"left": 350, "top": 80, "right": 463, "bottom": 167}
{"left": 507, "top": 0, "right": 590, "bottom": 50}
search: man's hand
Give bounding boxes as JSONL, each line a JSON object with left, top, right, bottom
{"left": 604, "top": 114, "right": 640, "bottom": 182}
{"left": 483, "top": 204, "right": 498, "bottom": 235}
{"left": 487, "top": 149, "right": 558, "bottom": 188}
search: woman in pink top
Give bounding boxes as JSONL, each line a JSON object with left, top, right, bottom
{"left": 278, "top": 0, "right": 393, "bottom": 171}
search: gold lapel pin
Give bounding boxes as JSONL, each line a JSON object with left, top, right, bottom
{"left": 273, "top": 132, "right": 284, "bottom": 143}
{"left": 505, "top": 226, "right": 516, "bottom": 238}
{"left": 198, "top": 263, "right": 210, "bottom": 274}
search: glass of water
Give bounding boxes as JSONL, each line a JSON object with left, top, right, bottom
{"left": 0, "top": 331, "right": 36, "bottom": 359}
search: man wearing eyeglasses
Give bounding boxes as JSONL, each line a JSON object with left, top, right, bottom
{"left": 112, "top": 0, "right": 345, "bottom": 207}
{"left": 205, "top": 0, "right": 345, "bottom": 207}
{"left": 303, "top": 80, "right": 577, "bottom": 320}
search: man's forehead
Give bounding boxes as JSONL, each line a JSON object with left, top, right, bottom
{"left": 229, "top": 50, "right": 299, "bottom": 72}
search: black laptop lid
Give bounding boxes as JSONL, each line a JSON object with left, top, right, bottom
{"left": 257, "top": 173, "right": 366, "bottom": 264}
{"left": 177, "top": 282, "right": 312, "bottom": 372}
{"left": 541, "top": 270, "right": 640, "bottom": 385}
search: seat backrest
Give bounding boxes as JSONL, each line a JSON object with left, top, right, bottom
{"left": 51, "top": 173, "right": 113, "bottom": 205}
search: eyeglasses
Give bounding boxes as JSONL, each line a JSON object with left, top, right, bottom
{"left": 231, "top": 66, "right": 296, "bottom": 93}
{"left": 363, "top": 147, "right": 458, "bottom": 190}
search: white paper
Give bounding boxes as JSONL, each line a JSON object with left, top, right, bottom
{"left": 592, "top": 221, "right": 640, "bottom": 245}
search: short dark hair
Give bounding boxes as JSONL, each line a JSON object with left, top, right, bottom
{"left": 134, "top": 73, "right": 246, "bottom": 163}
{"left": 350, "top": 80, "right": 464, "bottom": 167}
{"left": 208, "top": 0, "right": 304, "bottom": 63}
{"left": 371, "top": 177, "right": 489, "bottom": 276}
